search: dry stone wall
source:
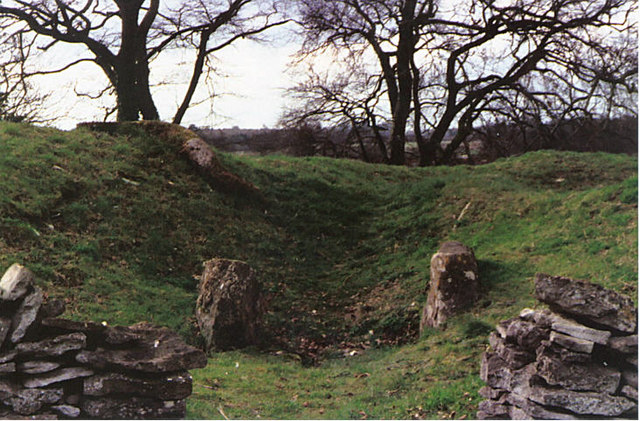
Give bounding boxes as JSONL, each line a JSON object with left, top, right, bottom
{"left": 0, "top": 264, "right": 207, "bottom": 419}
{"left": 478, "top": 273, "right": 638, "bottom": 419}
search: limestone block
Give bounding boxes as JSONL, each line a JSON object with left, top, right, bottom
{"left": 10, "top": 288, "right": 43, "bottom": 344}
{"left": 23, "top": 367, "right": 94, "bottom": 388}
{"left": 420, "top": 242, "right": 479, "bottom": 330}
{"left": 527, "top": 386, "right": 635, "bottom": 416}
{"left": 607, "top": 335, "right": 638, "bottom": 354}
{"left": 536, "top": 355, "right": 620, "bottom": 393}
{"left": 16, "top": 333, "right": 86, "bottom": 358}
{"left": 0, "top": 264, "right": 34, "bottom": 302}
{"left": 17, "top": 361, "right": 61, "bottom": 375}
{"left": 549, "top": 331, "right": 594, "bottom": 354}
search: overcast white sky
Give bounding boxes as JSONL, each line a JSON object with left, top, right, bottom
{"left": 35, "top": 36, "right": 300, "bottom": 131}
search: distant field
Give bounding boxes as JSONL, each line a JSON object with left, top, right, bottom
{"left": 0, "top": 121, "right": 636, "bottom": 419}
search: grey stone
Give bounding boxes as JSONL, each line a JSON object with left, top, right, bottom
{"left": 549, "top": 331, "right": 594, "bottom": 354}
{"left": 627, "top": 354, "right": 638, "bottom": 367}
{"left": 536, "top": 355, "right": 621, "bottom": 393}
{"left": 83, "top": 371, "right": 193, "bottom": 400}
{"left": 506, "top": 393, "right": 578, "bottom": 419}
{"left": 489, "top": 332, "right": 535, "bottom": 369}
{"left": 607, "top": 335, "right": 638, "bottom": 354}
{"left": 0, "top": 410, "right": 58, "bottom": 419}
{"left": 0, "top": 317, "right": 11, "bottom": 347}
{"left": 39, "top": 299, "right": 66, "bottom": 319}
{"left": 51, "top": 405, "right": 80, "bottom": 418}
{"left": 527, "top": 386, "right": 636, "bottom": 416}
{"left": 420, "top": 242, "right": 479, "bottom": 330}
{"left": 0, "top": 362, "right": 15, "bottom": 374}
{"left": 505, "top": 319, "right": 548, "bottom": 349}
{"left": 81, "top": 396, "right": 186, "bottom": 419}
{"left": 621, "top": 385, "right": 638, "bottom": 402}
{"left": 76, "top": 322, "right": 206, "bottom": 373}
{"left": 477, "top": 399, "right": 510, "bottom": 419}
{"left": 536, "top": 340, "right": 591, "bottom": 363}
{"left": 10, "top": 288, "right": 43, "bottom": 343}
{"left": 478, "top": 386, "right": 507, "bottom": 400}
{"left": 0, "top": 350, "right": 16, "bottom": 364}
{"left": 0, "top": 264, "right": 34, "bottom": 301}
{"left": 623, "top": 369, "right": 638, "bottom": 389}
{"left": 16, "top": 333, "right": 86, "bottom": 358}
{"left": 0, "top": 381, "right": 63, "bottom": 415}
{"left": 17, "top": 361, "right": 61, "bottom": 374}
{"left": 535, "top": 273, "right": 637, "bottom": 333}
{"left": 22, "top": 367, "right": 94, "bottom": 388}
{"left": 480, "top": 352, "right": 537, "bottom": 394}
{"left": 551, "top": 316, "right": 611, "bottom": 345}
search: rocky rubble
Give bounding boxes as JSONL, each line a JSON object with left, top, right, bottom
{"left": 0, "top": 263, "right": 207, "bottom": 419}
{"left": 478, "top": 273, "right": 638, "bottom": 419}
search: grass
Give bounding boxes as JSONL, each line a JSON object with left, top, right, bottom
{"left": 0, "top": 120, "right": 636, "bottom": 419}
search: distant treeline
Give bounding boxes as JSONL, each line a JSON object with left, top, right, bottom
{"left": 191, "top": 116, "right": 637, "bottom": 166}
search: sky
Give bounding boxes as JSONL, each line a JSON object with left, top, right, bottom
{"left": 34, "top": 33, "right": 300, "bottom": 131}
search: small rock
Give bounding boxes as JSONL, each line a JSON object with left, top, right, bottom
{"left": 0, "top": 362, "right": 15, "bottom": 374}
{"left": 621, "top": 385, "right": 638, "bottom": 402}
{"left": 0, "top": 380, "right": 63, "bottom": 415}
{"left": 622, "top": 369, "right": 638, "bottom": 389}
{"left": 0, "top": 264, "right": 34, "bottom": 301}
{"left": 16, "top": 333, "right": 86, "bottom": 358}
{"left": 527, "top": 386, "right": 635, "bottom": 416}
{"left": 17, "top": 361, "right": 61, "bottom": 375}
{"left": 536, "top": 340, "right": 591, "bottom": 363}
{"left": 0, "top": 350, "right": 17, "bottom": 364}
{"left": 10, "top": 288, "right": 43, "bottom": 343}
{"left": 477, "top": 399, "right": 510, "bottom": 419}
{"left": 489, "top": 332, "right": 535, "bottom": 369}
{"left": 549, "top": 331, "right": 594, "bottom": 354}
{"left": 535, "top": 273, "right": 637, "bottom": 333}
{"left": 51, "top": 404, "right": 81, "bottom": 418}
{"left": 505, "top": 319, "right": 548, "bottom": 349}
{"left": 607, "top": 335, "right": 638, "bottom": 354}
{"left": 22, "top": 367, "right": 94, "bottom": 388}
{"left": 478, "top": 386, "right": 507, "bottom": 400}
{"left": 536, "top": 355, "right": 621, "bottom": 393}
{"left": 506, "top": 392, "right": 578, "bottom": 420}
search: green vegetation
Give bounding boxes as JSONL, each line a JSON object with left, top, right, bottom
{"left": 0, "top": 121, "right": 636, "bottom": 419}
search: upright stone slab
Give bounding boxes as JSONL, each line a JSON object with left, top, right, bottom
{"left": 0, "top": 264, "right": 34, "bottom": 302}
{"left": 196, "top": 258, "right": 264, "bottom": 351}
{"left": 420, "top": 241, "right": 479, "bottom": 330}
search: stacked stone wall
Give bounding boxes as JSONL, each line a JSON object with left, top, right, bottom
{"left": 478, "top": 273, "right": 638, "bottom": 419}
{"left": 0, "top": 264, "right": 206, "bottom": 419}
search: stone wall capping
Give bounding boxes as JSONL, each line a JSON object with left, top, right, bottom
{"left": 478, "top": 274, "right": 638, "bottom": 419}
{"left": 0, "top": 263, "right": 207, "bottom": 419}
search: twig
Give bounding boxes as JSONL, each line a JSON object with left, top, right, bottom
{"left": 453, "top": 201, "right": 472, "bottom": 231}
{"left": 218, "top": 406, "right": 230, "bottom": 420}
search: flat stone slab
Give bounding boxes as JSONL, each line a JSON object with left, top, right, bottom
{"left": 549, "top": 331, "right": 594, "bottom": 354}
{"left": 51, "top": 404, "right": 80, "bottom": 418}
{"left": 527, "top": 386, "right": 635, "bottom": 416}
{"left": 607, "top": 335, "right": 638, "bottom": 354}
{"left": 0, "top": 264, "right": 34, "bottom": 301}
{"left": 81, "top": 396, "right": 186, "bottom": 419}
{"left": 536, "top": 355, "right": 621, "bottom": 393}
{"left": 83, "top": 371, "right": 193, "bottom": 400}
{"left": 23, "top": 367, "right": 94, "bottom": 388}
{"left": 16, "top": 333, "right": 86, "bottom": 358}
{"left": 507, "top": 393, "right": 579, "bottom": 420}
{"left": 0, "top": 380, "right": 63, "bottom": 415}
{"left": 0, "top": 362, "right": 15, "bottom": 374}
{"left": 76, "top": 322, "right": 207, "bottom": 373}
{"left": 17, "top": 361, "right": 61, "bottom": 375}
{"left": 535, "top": 273, "right": 637, "bottom": 333}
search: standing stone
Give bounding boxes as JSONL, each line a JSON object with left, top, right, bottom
{"left": 534, "top": 273, "right": 637, "bottom": 333}
{"left": 196, "top": 258, "right": 264, "bottom": 351}
{"left": 10, "top": 288, "right": 43, "bottom": 344}
{"left": 420, "top": 241, "right": 479, "bottom": 330}
{"left": 0, "top": 264, "right": 34, "bottom": 302}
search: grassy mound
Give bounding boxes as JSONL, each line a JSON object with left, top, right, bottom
{"left": 0, "top": 121, "right": 636, "bottom": 419}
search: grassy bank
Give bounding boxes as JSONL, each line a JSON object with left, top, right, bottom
{"left": 0, "top": 121, "right": 636, "bottom": 418}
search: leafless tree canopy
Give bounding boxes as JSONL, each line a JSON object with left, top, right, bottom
{"left": 285, "top": 0, "right": 637, "bottom": 166}
{"left": 0, "top": 0, "right": 288, "bottom": 123}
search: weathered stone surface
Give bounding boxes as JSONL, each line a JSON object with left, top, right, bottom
{"left": 23, "top": 367, "right": 94, "bottom": 388}
{"left": 623, "top": 369, "right": 638, "bottom": 389}
{"left": 520, "top": 308, "right": 612, "bottom": 344}
{"left": 0, "top": 317, "right": 11, "bottom": 347}
{"left": 0, "top": 350, "right": 17, "bottom": 364}
{"left": 10, "top": 288, "right": 43, "bottom": 344}
{"left": 0, "top": 410, "right": 58, "bottom": 419}
{"left": 40, "top": 318, "right": 105, "bottom": 338}
{"left": 527, "top": 386, "right": 635, "bottom": 416}
{"left": 535, "top": 340, "right": 591, "bottom": 363}
{"left": 549, "top": 331, "right": 594, "bottom": 354}
{"left": 535, "top": 273, "right": 637, "bottom": 333}
{"left": 420, "top": 242, "right": 479, "bottom": 330}
{"left": 38, "top": 300, "right": 66, "bottom": 320}
{"left": 489, "top": 332, "right": 535, "bottom": 369}
{"left": 505, "top": 319, "right": 548, "bottom": 349}
{"left": 0, "top": 380, "right": 63, "bottom": 415}
{"left": 481, "top": 353, "right": 537, "bottom": 394}
{"left": 506, "top": 393, "right": 578, "bottom": 420}
{"left": 196, "top": 258, "right": 264, "bottom": 351}
{"left": 81, "top": 396, "right": 186, "bottom": 419}
{"left": 0, "top": 264, "right": 34, "bottom": 301}
{"left": 477, "top": 399, "right": 510, "bottom": 419}
{"left": 621, "top": 385, "right": 638, "bottom": 402}
{"left": 608, "top": 335, "right": 638, "bottom": 354}
{"left": 51, "top": 405, "right": 80, "bottom": 418}
{"left": 17, "top": 361, "right": 61, "bottom": 375}
{"left": 16, "top": 333, "right": 86, "bottom": 358}
{"left": 536, "top": 355, "right": 620, "bottom": 393}
{"left": 0, "top": 362, "right": 15, "bottom": 374}
{"left": 104, "top": 325, "right": 143, "bottom": 345}
{"left": 478, "top": 386, "right": 507, "bottom": 400}
{"left": 83, "top": 371, "right": 193, "bottom": 400}
{"left": 76, "top": 322, "right": 207, "bottom": 373}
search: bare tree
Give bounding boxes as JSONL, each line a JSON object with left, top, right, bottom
{"left": 290, "top": 0, "right": 636, "bottom": 166}
{"left": 0, "top": 0, "right": 288, "bottom": 123}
